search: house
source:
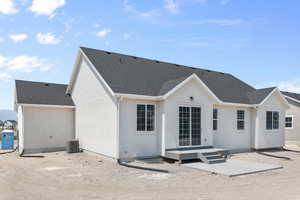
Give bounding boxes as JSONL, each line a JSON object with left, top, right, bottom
{"left": 4, "top": 120, "right": 17, "bottom": 130}
{"left": 282, "top": 91, "right": 300, "bottom": 142}
{"left": 15, "top": 47, "right": 290, "bottom": 159}
{"left": 14, "top": 80, "right": 75, "bottom": 154}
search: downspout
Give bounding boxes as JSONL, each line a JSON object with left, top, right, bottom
{"left": 252, "top": 105, "right": 259, "bottom": 150}
{"left": 116, "top": 96, "right": 123, "bottom": 160}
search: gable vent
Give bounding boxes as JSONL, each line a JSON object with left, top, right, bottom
{"left": 106, "top": 52, "right": 112, "bottom": 55}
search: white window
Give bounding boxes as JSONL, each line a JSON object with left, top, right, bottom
{"left": 213, "top": 109, "right": 218, "bottom": 131}
{"left": 237, "top": 110, "right": 245, "bottom": 130}
{"left": 285, "top": 116, "right": 293, "bottom": 129}
{"left": 137, "top": 104, "right": 155, "bottom": 132}
{"left": 266, "top": 111, "right": 279, "bottom": 130}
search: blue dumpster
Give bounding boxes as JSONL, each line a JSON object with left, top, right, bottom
{"left": 2, "top": 130, "right": 14, "bottom": 149}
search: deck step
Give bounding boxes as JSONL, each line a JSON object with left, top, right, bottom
{"left": 198, "top": 151, "right": 227, "bottom": 164}
{"left": 207, "top": 158, "right": 226, "bottom": 164}
{"left": 202, "top": 152, "right": 220, "bottom": 156}
{"left": 206, "top": 155, "right": 223, "bottom": 160}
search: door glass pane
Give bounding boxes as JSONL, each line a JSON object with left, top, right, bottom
{"left": 137, "top": 104, "right": 145, "bottom": 131}
{"left": 179, "top": 106, "right": 190, "bottom": 146}
{"left": 266, "top": 111, "right": 273, "bottom": 130}
{"left": 273, "top": 112, "right": 279, "bottom": 129}
{"left": 191, "top": 107, "right": 201, "bottom": 145}
{"left": 146, "top": 105, "right": 155, "bottom": 131}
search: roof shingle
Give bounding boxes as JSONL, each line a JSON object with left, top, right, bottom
{"left": 15, "top": 80, "right": 74, "bottom": 106}
{"left": 80, "top": 47, "right": 274, "bottom": 104}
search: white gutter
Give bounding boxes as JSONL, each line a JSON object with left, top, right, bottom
{"left": 17, "top": 103, "right": 75, "bottom": 109}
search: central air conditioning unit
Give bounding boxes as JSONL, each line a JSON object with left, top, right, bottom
{"left": 66, "top": 140, "right": 80, "bottom": 153}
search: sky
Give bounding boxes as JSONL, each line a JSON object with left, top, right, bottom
{"left": 0, "top": 0, "right": 300, "bottom": 109}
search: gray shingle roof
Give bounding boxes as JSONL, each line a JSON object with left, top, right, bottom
{"left": 286, "top": 98, "right": 300, "bottom": 108}
{"left": 247, "top": 87, "right": 276, "bottom": 104}
{"left": 282, "top": 91, "right": 300, "bottom": 102}
{"left": 80, "top": 47, "right": 274, "bottom": 105}
{"left": 15, "top": 80, "right": 74, "bottom": 106}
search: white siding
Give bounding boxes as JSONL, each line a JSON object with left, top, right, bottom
{"left": 17, "top": 106, "right": 24, "bottom": 153}
{"left": 254, "top": 91, "right": 286, "bottom": 149}
{"left": 119, "top": 99, "right": 159, "bottom": 159}
{"left": 23, "top": 106, "right": 74, "bottom": 152}
{"left": 213, "top": 106, "right": 252, "bottom": 150}
{"left": 71, "top": 58, "right": 118, "bottom": 158}
{"left": 285, "top": 101, "right": 300, "bottom": 141}
{"left": 161, "top": 79, "right": 216, "bottom": 155}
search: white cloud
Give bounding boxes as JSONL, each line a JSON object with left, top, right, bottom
{"left": 29, "top": 0, "right": 65, "bottom": 16}
{"left": 277, "top": 80, "right": 300, "bottom": 93}
{"left": 190, "top": 19, "right": 243, "bottom": 26}
{"left": 0, "top": 56, "right": 7, "bottom": 66}
{"left": 123, "top": 0, "right": 160, "bottom": 19}
{"left": 9, "top": 34, "right": 28, "bottom": 43}
{"left": 0, "top": 0, "right": 18, "bottom": 14}
{"left": 96, "top": 29, "right": 111, "bottom": 38}
{"left": 164, "top": 0, "right": 179, "bottom": 14}
{"left": 257, "top": 79, "right": 300, "bottom": 93}
{"left": 0, "top": 73, "right": 12, "bottom": 80}
{"left": 139, "top": 9, "right": 160, "bottom": 18}
{"left": 94, "top": 24, "right": 101, "bottom": 28}
{"left": 36, "top": 33, "right": 61, "bottom": 45}
{"left": 0, "top": 55, "right": 51, "bottom": 72}
{"left": 0, "top": 37, "right": 4, "bottom": 42}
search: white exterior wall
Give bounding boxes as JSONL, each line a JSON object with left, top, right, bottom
{"left": 254, "top": 92, "right": 286, "bottom": 149}
{"left": 71, "top": 58, "right": 118, "bottom": 158}
{"left": 161, "top": 79, "right": 216, "bottom": 155}
{"left": 22, "top": 106, "right": 74, "bottom": 153}
{"left": 213, "top": 106, "right": 253, "bottom": 150}
{"left": 119, "top": 99, "right": 159, "bottom": 159}
{"left": 17, "top": 106, "right": 24, "bottom": 153}
{"left": 285, "top": 101, "right": 300, "bottom": 141}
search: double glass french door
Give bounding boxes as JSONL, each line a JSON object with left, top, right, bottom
{"left": 179, "top": 106, "right": 201, "bottom": 146}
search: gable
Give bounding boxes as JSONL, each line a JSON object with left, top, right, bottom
{"left": 260, "top": 89, "right": 289, "bottom": 110}
{"left": 164, "top": 75, "right": 219, "bottom": 104}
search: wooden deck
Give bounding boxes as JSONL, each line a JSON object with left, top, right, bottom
{"left": 164, "top": 146, "right": 229, "bottom": 163}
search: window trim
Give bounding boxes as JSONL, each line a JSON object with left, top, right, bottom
{"left": 237, "top": 110, "right": 245, "bottom": 131}
{"left": 136, "top": 103, "right": 156, "bottom": 134}
{"left": 213, "top": 108, "right": 218, "bottom": 131}
{"left": 266, "top": 111, "right": 280, "bottom": 131}
{"left": 285, "top": 115, "right": 294, "bottom": 129}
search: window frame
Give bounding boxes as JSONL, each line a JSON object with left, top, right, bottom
{"left": 285, "top": 115, "right": 294, "bottom": 129}
{"left": 237, "top": 110, "right": 245, "bottom": 131}
{"left": 178, "top": 105, "right": 202, "bottom": 147}
{"left": 213, "top": 108, "right": 218, "bottom": 131}
{"left": 136, "top": 104, "right": 156, "bottom": 133}
{"left": 266, "top": 111, "right": 280, "bottom": 131}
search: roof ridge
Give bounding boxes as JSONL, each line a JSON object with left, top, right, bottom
{"left": 15, "top": 79, "right": 68, "bottom": 86}
{"left": 80, "top": 47, "right": 229, "bottom": 76}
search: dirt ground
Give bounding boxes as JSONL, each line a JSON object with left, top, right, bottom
{"left": 1, "top": 145, "right": 300, "bottom": 200}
